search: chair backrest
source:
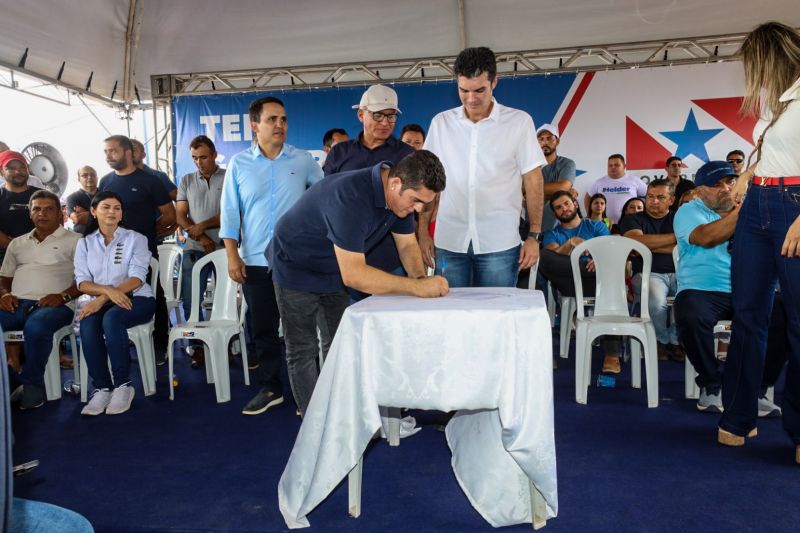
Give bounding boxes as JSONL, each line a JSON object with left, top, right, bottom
{"left": 148, "top": 256, "right": 159, "bottom": 291}
{"left": 527, "top": 259, "right": 540, "bottom": 290}
{"left": 186, "top": 249, "right": 238, "bottom": 323}
{"left": 156, "top": 244, "right": 183, "bottom": 300}
{"left": 570, "top": 235, "right": 653, "bottom": 319}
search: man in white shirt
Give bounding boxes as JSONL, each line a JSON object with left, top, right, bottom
{"left": 0, "top": 190, "right": 82, "bottom": 409}
{"left": 584, "top": 154, "right": 647, "bottom": 224}
{"left": 419, "top": 47, "right": 545, "bottom": 287}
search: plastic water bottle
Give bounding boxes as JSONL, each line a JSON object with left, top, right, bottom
{"left": 596, "top": 375, "right": 616, "bottom": 388}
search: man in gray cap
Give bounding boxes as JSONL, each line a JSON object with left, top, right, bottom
{"left": 322, "top": 84, "right": 415, "bottom": 298}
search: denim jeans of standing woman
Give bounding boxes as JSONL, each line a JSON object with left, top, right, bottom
{"left": 721, "top": 182, "right": 800, "bottom": 444}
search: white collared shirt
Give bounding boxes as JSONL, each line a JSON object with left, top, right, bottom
{"left": 74, "top": 227, "right": 153, "bottom": 298}
{"left": 0, "top": 227, "right": 82, "bottom": 306}
{"left": 424, "top": 99, "right": 545, "bottom": 254}
{"left": 754, "top": 76, "right": 800, "bottom": 177}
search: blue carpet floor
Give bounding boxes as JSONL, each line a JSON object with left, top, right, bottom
{"left": 10, "top": 336, "right": 800, "bottom": 533}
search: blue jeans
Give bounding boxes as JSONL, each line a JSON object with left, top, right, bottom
{"left": 10, "top": 498, "right": 93, "bottom": 533}
{"left": 180, "top": 249, "right": 215, "bottom": 321}
{"left": 434, "top": 243, "right": 520, "bottom": 288}
{"left": 632, "top": 272, "right": 678, "bottom": 345}
{"left": 721, "top": 184, "right": 800, "bottom": 443}
{"left": 0, "top": 301, "right": 74, "bottom": 388}
{"left": 79, "top": 297, "right": 155, "bottom": 390}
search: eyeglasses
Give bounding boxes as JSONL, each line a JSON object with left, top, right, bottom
{"left": 367, "top": 111, "right": 398, "bottom": 123}
{"left": 727, "top": 159, "right": 744, "bottom": 164}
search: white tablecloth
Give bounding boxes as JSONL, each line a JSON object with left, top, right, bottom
{"left": 278, "top": 287, "right": 558, "bottom": 528}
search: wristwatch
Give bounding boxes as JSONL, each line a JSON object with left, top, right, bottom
{"left": 527, "top": 231, "right": 543, "bottom": 242}
{"left": 60, "top": 292, "right": 71, "bottom": 303}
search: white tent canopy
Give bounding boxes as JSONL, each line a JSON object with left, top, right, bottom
{"left": 1, "top": 0, "right": 798, "bottom": 104}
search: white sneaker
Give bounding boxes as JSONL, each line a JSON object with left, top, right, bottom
{"left": 105, "top": 383, "right": 135, "bottom": 415}
{"left": 81, "top": 389, "right": 112, "bottom": 416}
{"left": 758, "top": 395, "right": 782, "bottom": 418}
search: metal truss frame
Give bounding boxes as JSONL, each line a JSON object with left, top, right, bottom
{"left": 148, "top": 31, "right": 752, "bottom": 173}
{"left": 150, "top": 32, "right": 747, "bottom": 101}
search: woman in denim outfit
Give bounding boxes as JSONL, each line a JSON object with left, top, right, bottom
{"left": 74, "top": 191, "right": 155, "bottom": 416}
{"left": 718, "top": 22, "right": 800, "bottom": 462}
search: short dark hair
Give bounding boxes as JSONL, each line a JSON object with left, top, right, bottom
{"left": 28, "top": 189, "right": 60, "bottom": 211}
{"left": 549, "top": 190, "right": 574, "bottom": 210}
{"left": 249, "top": 96, "right": 285, "bottom": 124}
{"left": 322, "top": 128, "right": 347, "bottom": 149}
{"left": 131, "top": 139, "right": 145, "bottom": 151}
{"left": 665, "top": 156, "right": 682, "bottom": 166}
{"left": 393, "top": 150, "right": 446, "bottom": 193}
{"left": 104, "top": 135, "right": 133, "bottom": 152}
{"left": 608, "top": 153, "right": 626, "bottom": 164}
{"left": 648, "top": 178, "right": 675, "bottom": 196}
{"left": 453, "top": 47, "right": 497, "bottom": 82}
{"left": 190, "top": 135, "right": 216, "bottom": 152}
{"left": 400, "top": 123, "right": 426, "bottom": 140}
{"left": 726, "top": 149, "right": 745, "bottom": 159}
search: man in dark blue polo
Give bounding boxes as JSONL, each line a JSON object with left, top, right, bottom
{"left": 324, "top": 85, "right": 415, "bottom": 297}
{"left": 98, "top": 135, "right": 176, "bottom": 361}
{"left": 268, "top": 150, "right": 448, "bottom": 415}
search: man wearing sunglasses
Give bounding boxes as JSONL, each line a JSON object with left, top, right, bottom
{"left": 725, "top": 150, "right": 745, "bottom": 175}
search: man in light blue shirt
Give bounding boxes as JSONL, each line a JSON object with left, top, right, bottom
{"left": 220, "top": 96, "right": 323, "bottom": 415}
{"left": 674, "top": 161, "right": 739, "bottom": 413}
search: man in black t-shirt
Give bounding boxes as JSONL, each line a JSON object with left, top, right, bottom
{"left": 619, "top": 178, "right": 682, "bottom": 361}
{"left": 0, "top": 151, "right": 42, "bottom": 263}
{"left": 65, "top": 165, "right": 98, "bottom": 234}
{"left": 99, "top": 135, "right": 176, "bottom": 361}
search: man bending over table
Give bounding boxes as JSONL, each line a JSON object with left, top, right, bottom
{"left": 267, "top": 150, "right": 448, "bottom": 415}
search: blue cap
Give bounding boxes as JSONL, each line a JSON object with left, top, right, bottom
{"left": 694, "top": 160, "right": 737, "bottom": 187}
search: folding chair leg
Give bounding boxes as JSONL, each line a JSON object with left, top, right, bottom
{"left": 348, "top": 456, "right": 363, "bottom": 518}
{"left": 386, "top": 407, "right": 401, "bottom": 447}
{"left": 530, "top": 480, "right": 547, "bottom": 530}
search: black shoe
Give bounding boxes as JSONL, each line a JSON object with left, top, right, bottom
{"left": 242, "top": 390, "right": 284, "bottom": 415}
{"left": 190, "top": 346, "right": 205, "bottom": 369}
{"left": 155, "top": 349, "right": 167, "bottom": 366}
{"left": 19, "top": 385, "right": 45, "bottom": 410}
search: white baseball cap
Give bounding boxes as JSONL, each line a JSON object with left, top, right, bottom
{"left": 353, "top": 84, "right": 402, "bottom": 113}
{"left": 536, "top": 123, "right": 560, "bottom": 138}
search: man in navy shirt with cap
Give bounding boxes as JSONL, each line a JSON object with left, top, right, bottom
{"left": 267, "top": 150, "right": 448, "bottom": 415}
{"left": 324, "top": 85, "right": 415, "bottom": 297}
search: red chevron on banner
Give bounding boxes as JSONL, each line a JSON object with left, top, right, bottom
{"left": 692, "top": 97, "right": 757, "bottom": 145}
{"left": 625, "top": 116, "right": 672, "bottom": 170}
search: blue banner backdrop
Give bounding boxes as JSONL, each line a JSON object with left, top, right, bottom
{"left": 171, "top": 74, "right": 577, "bottom": 179}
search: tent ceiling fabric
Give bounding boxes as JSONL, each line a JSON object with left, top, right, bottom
{"left": 0, "top": 0, "right": 798, "bottom": 103}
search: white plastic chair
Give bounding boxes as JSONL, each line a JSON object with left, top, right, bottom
{"left": 4, "top": 324, "right": 78, "bottom": 401}
{"left": 167, "top": 249, "right": 249, "bottom": 403}
{"left": 571, "top": 236, "right": 658, "bottom": 407}
{"left": 79, "top": 257, "right": 159, "bottom": 402}
{"left": 157, "top": 243, "right": 183, "bottom": 323}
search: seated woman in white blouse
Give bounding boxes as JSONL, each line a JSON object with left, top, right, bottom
{"left": 74, "top": 191, "right": 155, "bottom": 416}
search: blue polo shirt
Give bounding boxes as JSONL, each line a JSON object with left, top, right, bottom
{"left": 98, "top": 169, "right": 171, "bottom": 252}
{"left": 323, "top": 134, "right": 415, "bottom": 273}
{"left": 220, "top": 143, "right": 323, "bottom": 267}
{"left": 543, "top": 218, "right": 609, "bottom": 247}
{"left": 267, "top": 163, "right": 415, "bottom": 293}
{"left": 674, "top": 199, "right": 731, "bottom": 294}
